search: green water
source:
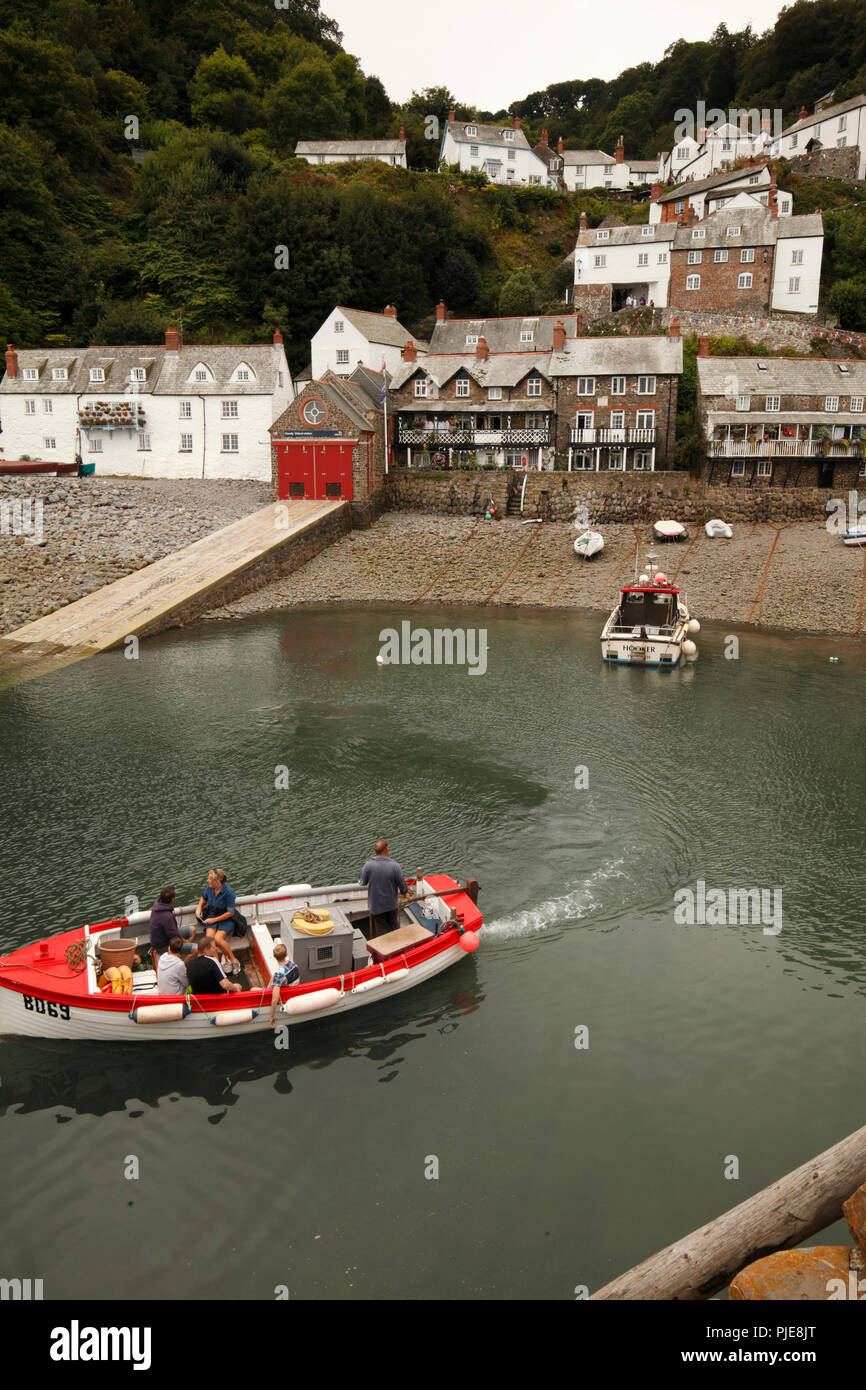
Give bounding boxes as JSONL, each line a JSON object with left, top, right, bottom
{"left": 1, "top": 606, "right": 864, "bottom": 1299}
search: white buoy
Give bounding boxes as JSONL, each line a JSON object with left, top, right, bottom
{"left": 639, "top": 573, "right": 649, "bottom": 584}
{"left": 688, "top": 618, "right": 701, "bottom": 634}
{"left": 682, "top": 639, "right": 698, "bottom": 658}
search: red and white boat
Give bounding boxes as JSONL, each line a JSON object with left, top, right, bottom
{"left": 0, "top": 875, "right": 481, "bottom": 1042}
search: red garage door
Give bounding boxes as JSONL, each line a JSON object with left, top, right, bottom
{"left": 276, "top": 441, "right": 355, "bottom": 501}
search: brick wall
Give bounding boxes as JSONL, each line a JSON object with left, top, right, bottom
{"left": 555, "top": 372, "right": 678, "bottom": 465}
{"left": 384, "top": 469, "right": 839, "bottom": 522}
{"left": 670, "top": 247, "right": 773, "bottom": 313}
{"left": 787, "top": 147, "right": 861, "bottom": 182}
{"left": 571, "top": 284, "right": 613, "bottom": 318}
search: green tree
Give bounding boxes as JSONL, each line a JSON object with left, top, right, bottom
{"left": 498, "top": 268, "right": 541, "bottom": 316}
{"left": 264, "top": 58, "right": 348, "bottom": 147}
{"left": 189, "top": 47, "right": 263, "bottom": 133}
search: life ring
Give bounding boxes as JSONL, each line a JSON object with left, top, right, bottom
{"left": 292, "top": 909, "right": 334, "bottom": 936}
{"left": 101, "top": 965, "right": 133, "bottom": 995}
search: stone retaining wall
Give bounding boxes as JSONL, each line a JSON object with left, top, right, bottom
{"left": 384, "top": 469, "right": 836, "bottom": 523}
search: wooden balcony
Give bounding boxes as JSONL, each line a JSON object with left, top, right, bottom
{"left": 708, "top": 439, "right": 863, "bottom": 459}
{"left": 570, "top": 427, "right": 656, "bottom": 444}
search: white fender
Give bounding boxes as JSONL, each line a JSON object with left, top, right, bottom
{"left": 213, "top": 1008, "right": 257, "bottom": 1027}
{"left": 282, "top": 987, "right": 342, "bottom": 1016}
{"left": 384, "top": 968, "right": 410, "bottom": 983}
{"left": 351, "top": 976, "right": 386, "bottom": 994}
{"left": 131, "top": 1002, "right": 189, "bottom": 1024}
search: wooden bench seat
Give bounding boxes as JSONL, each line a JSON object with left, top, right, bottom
{"left": 367, "top": 922, "right": 432, "bottom": 962}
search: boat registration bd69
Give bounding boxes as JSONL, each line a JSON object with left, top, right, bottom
{"left": 0, "top": 876, "right": 481, "bottom": 1041}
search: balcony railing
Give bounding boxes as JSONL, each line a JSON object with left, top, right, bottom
{"left": 708, "top": 439, "right": 863, "bottom": 459}
{"left": 397, "top": 426, "right": 551, "bottom": 446}
{"left": 570, "top": 427, "right": 656, "bottom": 444}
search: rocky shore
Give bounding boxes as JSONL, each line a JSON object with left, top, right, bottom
{"left": 207, "top": 513, "right": 866, "bottom": 637}
{"left": 0, "top": 477, "right": 270, "bottom": 634}
{"left": 1, "top": 478, "right": 862, "bottom": 639}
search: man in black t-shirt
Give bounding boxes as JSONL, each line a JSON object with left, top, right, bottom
{"left": 186, "top": 938, "right": 242, "bottom": 995}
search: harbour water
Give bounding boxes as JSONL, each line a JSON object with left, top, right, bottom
{"left": 1, "top": 606, "right": 865, "bottom": 1299}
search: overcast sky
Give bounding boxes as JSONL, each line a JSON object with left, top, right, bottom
{"left": 325, "top": 0, "right": 789, "bottom": 110}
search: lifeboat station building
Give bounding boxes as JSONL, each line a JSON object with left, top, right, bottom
{"left": 270, "top": 369, "right": 387, "bottom": 518}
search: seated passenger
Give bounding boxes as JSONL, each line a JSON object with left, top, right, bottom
{"left": 186, "top": 936, "right": 242, "bottom": 996}
{"left": 157, "top": 937, "right": 191, "bottom": 995}
{"left": 195, "top": 868, "right": 241, "bottom": 975}
{"left": 149, "top": 886, "right": 196, "bottom": 961}
{"left": 268, "top": 941, "right": 300, "bottom": 1029}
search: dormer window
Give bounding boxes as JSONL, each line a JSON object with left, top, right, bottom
{"left": 596, "top": 229, "right": 609, "bottom": 241}
{"left": 641, "top": 226, "right": 653, "bottom": 237}
{"left": 520, "top": 330, "right": 534, "bottom": 343}
{"left": 22, "top": 368, "right": 39, "bottom": 381}
{"left": 189, "top": 363, "right": 214, "bottom": 384}
{"left": 465, "top": 334, "right": 479, "bottom": 346}
{"left": 232, "top": 362, "right": 256, "bottom": 383}
{"left": 130, "top": 368, "right": 146, "bottom": 382}
{"left": 52, "top": 368, "right": 68, "bottom": 381}
{"left": 455, "top": 375, "right": 470, "bottom": 397}
{"left": 691, "top": 228, "right": 705, "bottom": 240}
{"left": 90, "top": 368, "right": 105, "bottom": 383}
{"left": 465, "top": 125, "right": 477, "bottom": 137}
{"left": 726, "top": 226, "right": 741, "bottom": 237}
{"left": 414, "top": 377, "right": 430, "bottom": 398}
{"left": 503, "top": 130, "right": 514, "bottom": 141}
{"left": 526, "top": 375, "right": 542, "bottom": 397}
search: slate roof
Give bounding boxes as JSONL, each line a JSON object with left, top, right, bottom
{"left": 335, "top": 307, "right": 427, "bottom": 351}
{"left": 445, "top": 120, "right": 533, "bottom": 151}
{"left": 671, "top": 209, "right": 821, "bottom": 251}
{"left": 348, "top": 363, "right": 389, "bottom": 406}
{"left": 391, "top": 352, "right": 555, "bottom": 391}
{"left": 780, "top": 93, "right": 866, "bottom": 136}
{"left": 562, "top": 150, "right": 614, "bottom": 166}
{"left": 429, "top": 314, "right": 582, "bottom": 355}
{"left": 295, "top": 140, "right": 406, "bottom": 157}
{"left": 698, "top": 356, "right": 866, "bottom": 396}
{"left": 0, "top": 345, "right": 284, "bottom": 395}
{"left": 628, "top": 161, "right": 660, "bottom": 173}
{"left": 578, "top": 223, "right": 677, "bottom": 248}
{"left": 658, "top": 164, "right": 770, "bottom": 202}
{"left": 391, "top": 336, "right": 684, "bottom": 390}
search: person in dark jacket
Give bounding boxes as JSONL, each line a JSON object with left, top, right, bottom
{"left": 359, "top": 839, "right": 408, "bottom": 935}
{"left": 149, "top": 886, "right": 196, "bottom": 960}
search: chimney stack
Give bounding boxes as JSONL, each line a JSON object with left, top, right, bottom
{"left": 669, "top": 317, "right": 680, "bottom": 338}
{"left": 768, "top": 165, "right": 779, "bottom": 218}
{"left": 698, "top": 334, "right": 710, "bottom": 358}
{"left": 384, "top": 304, "right": 397, "bottom": 318}
{"left": 576, "top": 311, "right": 583, "bottom": 338}
{"left": 403, "top": 340, "right": 417, "bottom": 363}
{"left": 436, "top": 301, "right": 447, "bottom": 322}
{"left": 615, "top": 134, "right": 624, "bottom": 164}
{"left": 540, "top": 128, "right": 549, "bottom": 148}
{"left": 651, "top": 181, "right": 662, "bottom": 203}
{"left": 557, "top": 136, "right": 564, "bottom": 154}
{"left": 579, "top": 210, "right": 588, "bottom": 232}
{"left": 5, "top": 343, "right": 18, "bottom": 379}
{"left": 799, "top": 105, "right": 807, "bottom": 120}
{"left": 552, "top": 320, "right": 566, "bottom": 351}
{"left": 398, "top": 123, "right": 405, "bottom": 141}
{"left": 760, "top": 115, "right": 771, "bottom": 135}
{"left": 512, "top": 114, "right": 520, "bottom": 130}
{"left": 273, "top": 329, "right": 283, "bottom": 345}
{"left": 476, "top": 336, "right": 489, "bottom": 361}
{"left": 165, "top": 327, "right": 182, "bottom": 352}
{"left": 448, "top": 105, "right": 455, "bottom": 122}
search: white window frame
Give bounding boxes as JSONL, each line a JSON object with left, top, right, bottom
{"left": 825, "top": 396, "right": 839, "bottom": 412}
{"left": 596, "top": 230, "right": 610, "bottom": 241}
{"left": 726, "top": 226, "right": 741, "bottom": 238}
{"left": 635, "top": 409, "right": 655, "bottom": 429}
{"left": 593, "top": 254, "right": 607, "bottom": 268}
{"left": 741, "top": 248, "right": 755, "bottom": 263}
{"left": 637, "top": 376, "right": 656, "bottom": 395}
{"left": 609, "top": 410, "right": 625, "bottom": 429}
{"left": 756, "top": 460, "right": 772, "bottom": 477}
{"left": 336, "top": 350, "right": 349, "bottom": 365}
{"left": 731, "top": 458, "right": 745, "bottom": 475}
{"left": 455, "top": 378, "right": 470, "bottom": 397}
{"left": 221, "top": 400, "right": 239, "bottom": 418}
{"left": 610, "top": 376, "right": 626, "bottom": 395}
{"left": 576, "top": 377, "right": 595, "bottom": 396}
{"left": 657, "top": 252, "right": 668, "bottom": 264}
{"left": 88, "top": 436, "right": 103, "bottom": 453}
{"left": 850, "top": 396, "right": 864, "bottom": 413}
{"left": 42, "top": 399, "right": 53, "bottom": 414}
{"left": 22, "top": 367, "right": 38, "bottom": 381}
{"left": 414, "top": 378, "right": 429, "bottom": 398}
{"left": 130, "top": 367, "right": 146, "bottom": 382}
{"left": 637, "top": 252, "right": 648, "bottom": 267}
{"left": 221, "top": 433, "right": 239, "bottom": 452}
{"left": 765, "top": 396, "right": 780, "bottom": 412}
{"left": 526, "top": 377, "right": 542, "bottom": 398}
{"left": 24, "top": 399, "right": 36, "bottom": 414}
{"left": 179, "top": 400, "right": 192, "bottom": 418}
{"left": 686, "top": 274, "right": 700, "bottom": 290}
{"left": 714, "top": 249, "right": 728, "bottom": 263}
{"left": 43, "top": 436, "right": 56, "bottom": 450}
{"left": 738, "top": 273, "right": 753, "bottom": 288}
{"left": 736, "top": 395, "right": 750, "bottom": 411}
{"left": 138, "top": 433, "right": 151, "bottom": 451}
{"left": 179, "top": 433, "right": 193, "bottom": 452}
{"left": 89, "top": 368, "right": 105, "bottom": 382}
{"left": 51, "top": 367, "right": 68, "bottom": 381}
{"left": 334, "top": 320, "right": 344, "bottom": 333}
{"left": 641, "top": 226, "right": 653, "bottom": 238}
{"left": 488, "top": 386, "right": 503, "bottom": 400}
{"left": 789, "top": 277, "right": 801, "bottom": 293}
{"left": 687, "top": 250, "right": 702, "bottom": 264}
{"left": 691, "top": 228, "right": 706, "bottom": 240}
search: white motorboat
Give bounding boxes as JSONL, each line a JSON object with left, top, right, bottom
{"left": 653, "top": 519, "right": 688, "bottom": 543}
{"left": 574, "top": 529, "right": 604, "bottom": 559}
{"left": 705, "top": 519, "right": 733, "bottom": 539}
{"left": 843, "top": 524, "right": 866, "bottom": 547}
{"left": 601, "top": 553, "right": 699, "bottom": 666}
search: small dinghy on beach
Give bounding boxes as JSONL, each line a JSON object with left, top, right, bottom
{"left": 653, "top": 519, "right": 688, "bottom": 543}
{"left": 0, "top": 874, "right": 482, "bottom": 1041}
{"left": 705, "top": 518, "right": 733, "bottom": 539}
{"left": 574, "top": 529, "right": 604, "bottom": 559}
{"left": 842, "top": 523, "right": 866, "bottom": 547}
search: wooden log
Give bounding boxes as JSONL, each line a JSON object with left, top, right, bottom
{"left": 591, "top": 1124, "right": 866, "bottom": 1301}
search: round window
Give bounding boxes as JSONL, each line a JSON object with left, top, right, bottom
{"left": 302, "top": 399, "right": 326, "bottom": 426}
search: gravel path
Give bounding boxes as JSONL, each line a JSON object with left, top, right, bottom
{"left": 209, "top": 513, "right": 866, "bottom": 637}
{"left": 0, "top": 477, "right": 271, "bottom": 634}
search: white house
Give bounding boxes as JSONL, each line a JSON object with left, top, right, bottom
{"left": 561, "top": 148, "right": 618, "bottom": 192}
{"left": 294, "top": 134, "right": 407, "bottom": 168}
{"left": 660, "top": 120, "right": 771, "bottom": 184}
{"left": 649, "top": 164, "right": 793, "bottom": 224}
{"left": 769, "top": 216, "right": 824, "bottom": 315}
{"left": 770, "top": 94, "right": 866, "bottom": 179}
{"left": 570, "top": 216, "right": 676, "bottom": 313}
{"left": 0, "top": 330, "right": 293, "bottom": 480}
{"left": 439, "top": 111, "right": 550, "bottom": 185}
{"left": 311, "top": 306, "right": 428, "bottom": 380}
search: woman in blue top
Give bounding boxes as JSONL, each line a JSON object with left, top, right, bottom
{"left": 196, "top": 868, "right": 241, "bottom": 975}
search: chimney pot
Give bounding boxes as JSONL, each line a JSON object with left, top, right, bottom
{"left": 384, "top": 304, "right": 397, "bottom": 318}
{"left": 579, "top": 210, "right": 588, "bottom": 231}
{"left": 799, "top": 105, "right": 807, "bottom": 120}
{"left": 615, "top": 134, "right": 624, "bottom": 164}
{"left": 273, "top": 329, "right": 283, "bottom": 345}
{"left": 512, "top": 114, "right": 520, "bottom": 130}
{"left": 557, "top": 136, "right": 564, "bottom": 154}
{"left": 541, "top": 128, "right": 549, "bottom": 148}
{"left": 436, "top": 301, "right": 447, "bottom": 322}
{"left": 5, "top": 343, "right": 18, "bottom": 379}
{"left": 476, "top": 336, "right": 489, "bottom": 361}
{"left": 698, "top": 334, "right": 710, "bottom": 358}
{"left": 670, "top": 317, "right": 680, "bottom": 338}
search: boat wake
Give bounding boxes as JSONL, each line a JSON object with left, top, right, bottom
{"left": 484, "top": 859, "right": 626, "bottom": 940}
